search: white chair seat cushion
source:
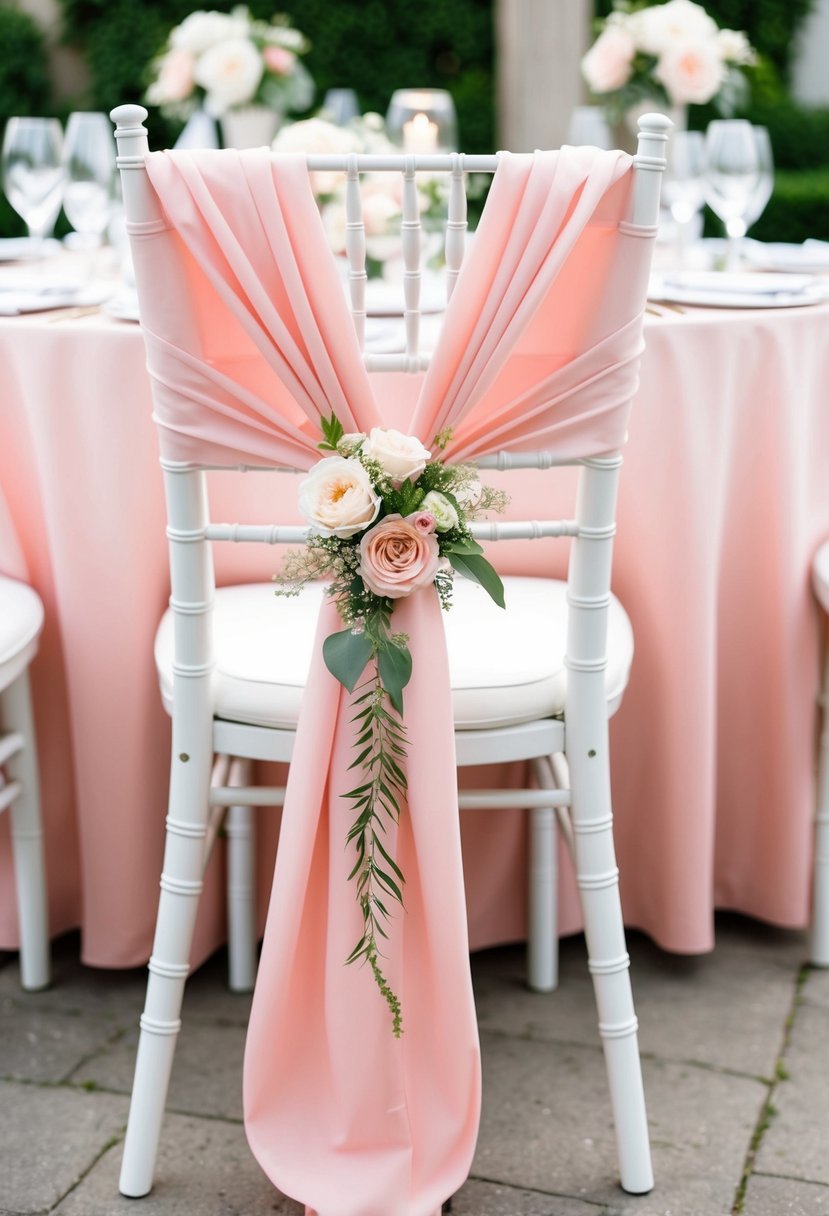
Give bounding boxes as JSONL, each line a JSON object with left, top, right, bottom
{"left": 0, "top": 575, "right": 44, "bottom": 691}
{"left": 814, "top": 539, "right": 829, "bottom": 615}
{"left": 155, "top": 577, "right": 633, "bottom": 732}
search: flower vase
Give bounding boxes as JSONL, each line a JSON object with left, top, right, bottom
{"left": 220, "top": 105, "right": 283, "bottom": 150}
{"left": 620, "top": 101, "right": 687, "bottom": 150}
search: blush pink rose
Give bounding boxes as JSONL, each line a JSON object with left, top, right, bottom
{"left": 654, "top": 40, "right": 726, "bottom": 104}
{"left": 582, "top": 24, "right": 636, "bottom": 94}
{"left": 408, "top": 510, "right": 436, "bottom": 535}
{"left": 359, "top": 514, "right": 440, "bottom": 599}
{"left": 263, "top": 46, "right": 296, "bottom": 75}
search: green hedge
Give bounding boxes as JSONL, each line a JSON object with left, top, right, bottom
{"left": 56, "top": 0, "right": 495, "bottom": 153}
{"left": 0, "top": 5, "right": 55, "bottom": 237}
{"left": 748, "top": 168, "right": 829, "bottom": 242}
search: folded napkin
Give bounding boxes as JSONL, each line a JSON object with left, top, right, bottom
{"left": 661, "top": 270, "right": 815, "bottom": 296}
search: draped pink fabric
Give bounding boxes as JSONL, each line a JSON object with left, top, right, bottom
{"left": 136, "top": 145, "right": 653, "bottom": 1216}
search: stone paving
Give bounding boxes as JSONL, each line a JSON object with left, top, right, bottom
{"left": 1, "top": 914, "right": 827, "bottom": 1215}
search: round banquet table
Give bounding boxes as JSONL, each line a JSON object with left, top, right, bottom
{"left": 0, "top": 292, "right": 827, "bottom": 969}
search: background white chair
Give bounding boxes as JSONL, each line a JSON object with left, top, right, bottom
{"left": 112, "top": 104, "right": 668, "bottom": 1202}
{"left": 0, "top": 574, "right": 48, "bottom": 990}
{"left": 812, "top": 539, "right": 829, "bottom": 967}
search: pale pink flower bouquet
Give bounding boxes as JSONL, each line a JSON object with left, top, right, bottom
{"left": 146, "top": 6, "right": 314, "bottom": 121}
{"left": 277, "top": 416, "right": 508, "bottom": 1033}
{"left": 582, "top": 0, "right": 755, "bottom": 124}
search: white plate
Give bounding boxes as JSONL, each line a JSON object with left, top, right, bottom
{"left": 649, "top": 271, "right": 827, "bottom": 309}
{"left": 102, "top": 293, "right": 141, "bottom": 322}
{"left": 0, "top": 284, "right": 112, "bottom": 316}
{"left": 0, "top": 237, "right": 61, "bottom": 262}
{"left": 742, "top": 240, "right": 829, "bottom": 275}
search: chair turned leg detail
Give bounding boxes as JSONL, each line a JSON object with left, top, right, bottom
{"left": 225, "top": 757, "right": 257, "bottom": 992}
{"left": 812, "top": 662, "right": 829, "bottom": 967}
{"left": 527, "top": 802, "right": 558, "bottom": 992}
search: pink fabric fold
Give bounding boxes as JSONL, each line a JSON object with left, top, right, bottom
{"left": 134, "top": 144, "right": 653, "bottom": 1215}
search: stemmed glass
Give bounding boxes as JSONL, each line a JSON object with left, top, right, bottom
{"left": 1, "top": 117, "right": 65, "bottom": 256}
{"left": 662, "top": 130, "right": 706, "bottom": 270}
{"left": 702, "top": 119, "right": 761, "bottom": 272}
{"left": 744, "top": 125, "right": 774, "bottom": 233}
{"left": 62, "top": 112, "right": 116, "bottom": 273}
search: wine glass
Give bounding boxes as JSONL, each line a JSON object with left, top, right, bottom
{"left": 662, "top": 130, "right": 706, "bottom": 270}
{"left": 1, "top": 117, "right": 65, "bottom": 255}
{"left": 702, "top": 119, "right": 760, "bottom": 272}
{"left": 744, "top": 125, "right": 774, "bottom": 232}
{"left": 62, "top": 112, "right": 116, "bottom": 271}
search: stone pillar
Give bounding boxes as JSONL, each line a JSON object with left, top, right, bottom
{"left": 496, "top": 0, "right": 592, "bottom": 151}
{"left": 792, "top": 0, "right": 829, "bottom": 104}
{"left": 18, "top": 0, "right": 90, "bottom": 103}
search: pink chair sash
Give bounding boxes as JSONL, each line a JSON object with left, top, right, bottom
{"left": 134, "top": 145, "right": 653, "bottom": 1216}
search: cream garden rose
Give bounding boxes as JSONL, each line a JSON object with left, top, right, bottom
{"left": 654, "top": 40, "right": 726, "bottom": 105}
{"left": 298, "top": 456, "right": 381, "bottom": 538}
{"left": 194, "top": 37, "right": 265, "bottom": 116}
{"left": 362, "top": 428, "right": 431, "bottom": 487}
{"left": 358, "top": 515, "right": 440, "bottom": 599}
{"left": 582, "top": 24, "right": 636, "bottom": 94}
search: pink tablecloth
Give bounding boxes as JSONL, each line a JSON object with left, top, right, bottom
{"left": 0, "top": 302, "right": 827, "bottom": 966}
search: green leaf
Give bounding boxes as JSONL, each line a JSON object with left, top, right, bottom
{"left": 448, "top": 552, "right": 506, "bottom": 608}
{"left": 323, "top": 629, "right": 374, "bottom": 692}
{"left": 318, "top": 411, "right": 345, "bottom": 452}
{"left": 377, "top": 639, "right": 412, "bottom": 716}
{"left": 443, "top": 536, "right": 484, "bottom": 555}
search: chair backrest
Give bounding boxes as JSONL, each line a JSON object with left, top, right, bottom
{"left": 111, "top": 105, "right": 668, "bottom": 727}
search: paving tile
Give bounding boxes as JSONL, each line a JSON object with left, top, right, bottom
{"left": 73, "top": 1018, "right": 246, "bottom": 1120}
{"left": 454, "top": 1179, "right": 611, "bottom": 1214}
{"left": 0, "top": 933, "right": 147, "bottom": 1024}
{"left": 743, "top": 1174, "right": 829, "bottom": 1214}
{"left": 802, "top": 965, "right": 829, "bottom": 1011}
{"left": 472, "top": 926, "right": 800, "bottom": 1080}
{"left": 0, "top": 996, "right": 125, "bottom": 1084}
{"left": 52, "top": 1111, "right": 300, "bottom": 1215}
{"left": 474, "top": 1030, "right": 763, "bottom": 1215}
{"left": 754, "top": 1001, "right": 829, "bottom": 1186}
{"left": 0, "top": 1080, "right": 128, "bottom": 1214}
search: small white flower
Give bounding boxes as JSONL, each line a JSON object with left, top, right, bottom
{"left": 453, "top": 475, "right": 483, "bottom": 511}
{"left": 717, "top": 28, "right": 754, "bottom": 66}
{"left": 420, "top": 491, "right": 459, "bottom": 533}
{"left": 298, "top": 456, "right": 381, "bottom": 538}
{"left": 362, "top": 428, "right": 431, "bottom": 487}
{"left": 194, "top": 37, "right": 264, "bottom": 116}
{"left": 337, "top": 432, "right": 366, "bottom": 456}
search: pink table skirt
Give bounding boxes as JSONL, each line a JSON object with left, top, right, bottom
{"left": 0, "top": 305, "right": 826, "bottom": 968}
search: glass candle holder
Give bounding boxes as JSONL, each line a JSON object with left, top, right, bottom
{"left": 385, "top": 89, "right": 458, "bottom": 153}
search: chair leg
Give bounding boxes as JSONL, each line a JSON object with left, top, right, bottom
{"left": 225, "top": 757, "right": 257, "bottom": 993}
{"left": 564, "top": 743, "right": 654, "bottom": 1195}
{"left": 813, "top": 654, "right": 829, "bottom": 967}
{"left": 2, "top": 672, "right": 49, "bottom": 991}
{"left": 119, "top": 723, "right": 214, "bottom": 1198}
{"left": 527, "top": 758, "right": 559, "bottom": 991}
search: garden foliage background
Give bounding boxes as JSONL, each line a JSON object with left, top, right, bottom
{"left": 0, "top": 0, "right": 826, "bottom": 241}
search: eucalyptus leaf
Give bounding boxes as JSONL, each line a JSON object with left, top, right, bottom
{"left": 448, "top": 552, "right": 506, "bottom": 608}
{"left": 323, "top": 629, "right": 374, "bottom": 692}
{"left": 377, "top": 639, "right": 412, "bottom": 716}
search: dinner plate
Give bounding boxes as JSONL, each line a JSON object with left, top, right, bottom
{"left": 0, "top": 283, "right": 112, "bottom": 315}
{"left": 102, "top": 292, "right": 141, "bottom": 322}
{"left": 0, "top": 237, "right": 62, "bottom": 262}
{"left": 741, "top": 239, "right": 829, "bottom": 275}
{"left": 649, "top": 270, "right": 827, "bottom": 309}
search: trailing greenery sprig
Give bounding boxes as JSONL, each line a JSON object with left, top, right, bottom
{"left": 275, "top": 413, "right": 509, "bottom": 1032}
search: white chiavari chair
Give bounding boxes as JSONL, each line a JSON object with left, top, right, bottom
{"left": 0, "top": 574, "right": 48, "bottom": 990}
{"left": 112, "top": 103, "right": 669, "bottom": 1202}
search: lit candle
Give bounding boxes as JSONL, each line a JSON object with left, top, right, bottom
{"left": 402, "top": 111, "right": 439, "bottom": 153}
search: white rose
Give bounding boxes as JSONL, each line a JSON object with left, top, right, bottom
{"left": 634, "top": 0, "right": 718, "bottom": 55}
{"left": 147, "top": 49, "right": 196, "bottom": 106}
{"left": 194, "top": 37, "right": 264, "bottom": 116}
{"left": 654, "top": 39, "right": 726, "bottom": 105}
{"left": 582, "top": 25, "right": 636, "bottom": 94}
{"left": 362, "top": 428, "right": 431, "bottom": 487}
{"left": 298, "top": 456, "right": 381, "bottom": 538}
{"left": 420, "top": 491, "right": 459, "bottom": 532}
{"left": 171, "top": 11, "right": 247, "bottom": 55}
{"left": 272, "top": 118, "right": 360, "bottom": 194}
{"left": 717, "top": 28, "right": 754, "bottom": 65}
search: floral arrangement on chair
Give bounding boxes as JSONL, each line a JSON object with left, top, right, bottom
{"left": 277, "top": 416, "right": 508, "bottom": 1032}
{"left": 272, "top": 113, "right": 449, "bottom": 276}
{"left": 582, "top": 0, "right": 755, "bottom": 124}
{"left": 145, "top": 6, "right": 314, "bottom": 120}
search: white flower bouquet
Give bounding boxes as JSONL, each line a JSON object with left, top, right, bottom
{"left": 278, "top": 416, "right": 508, "bottom": 1033}
{"left": 146, "top": 6, "right": 314, "bottom": 121}
{"left": 272, "top": 113, "right": 450, "bottom": 275}
{"left": 582, "top": 0, "right": 755, "bottom": 123}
